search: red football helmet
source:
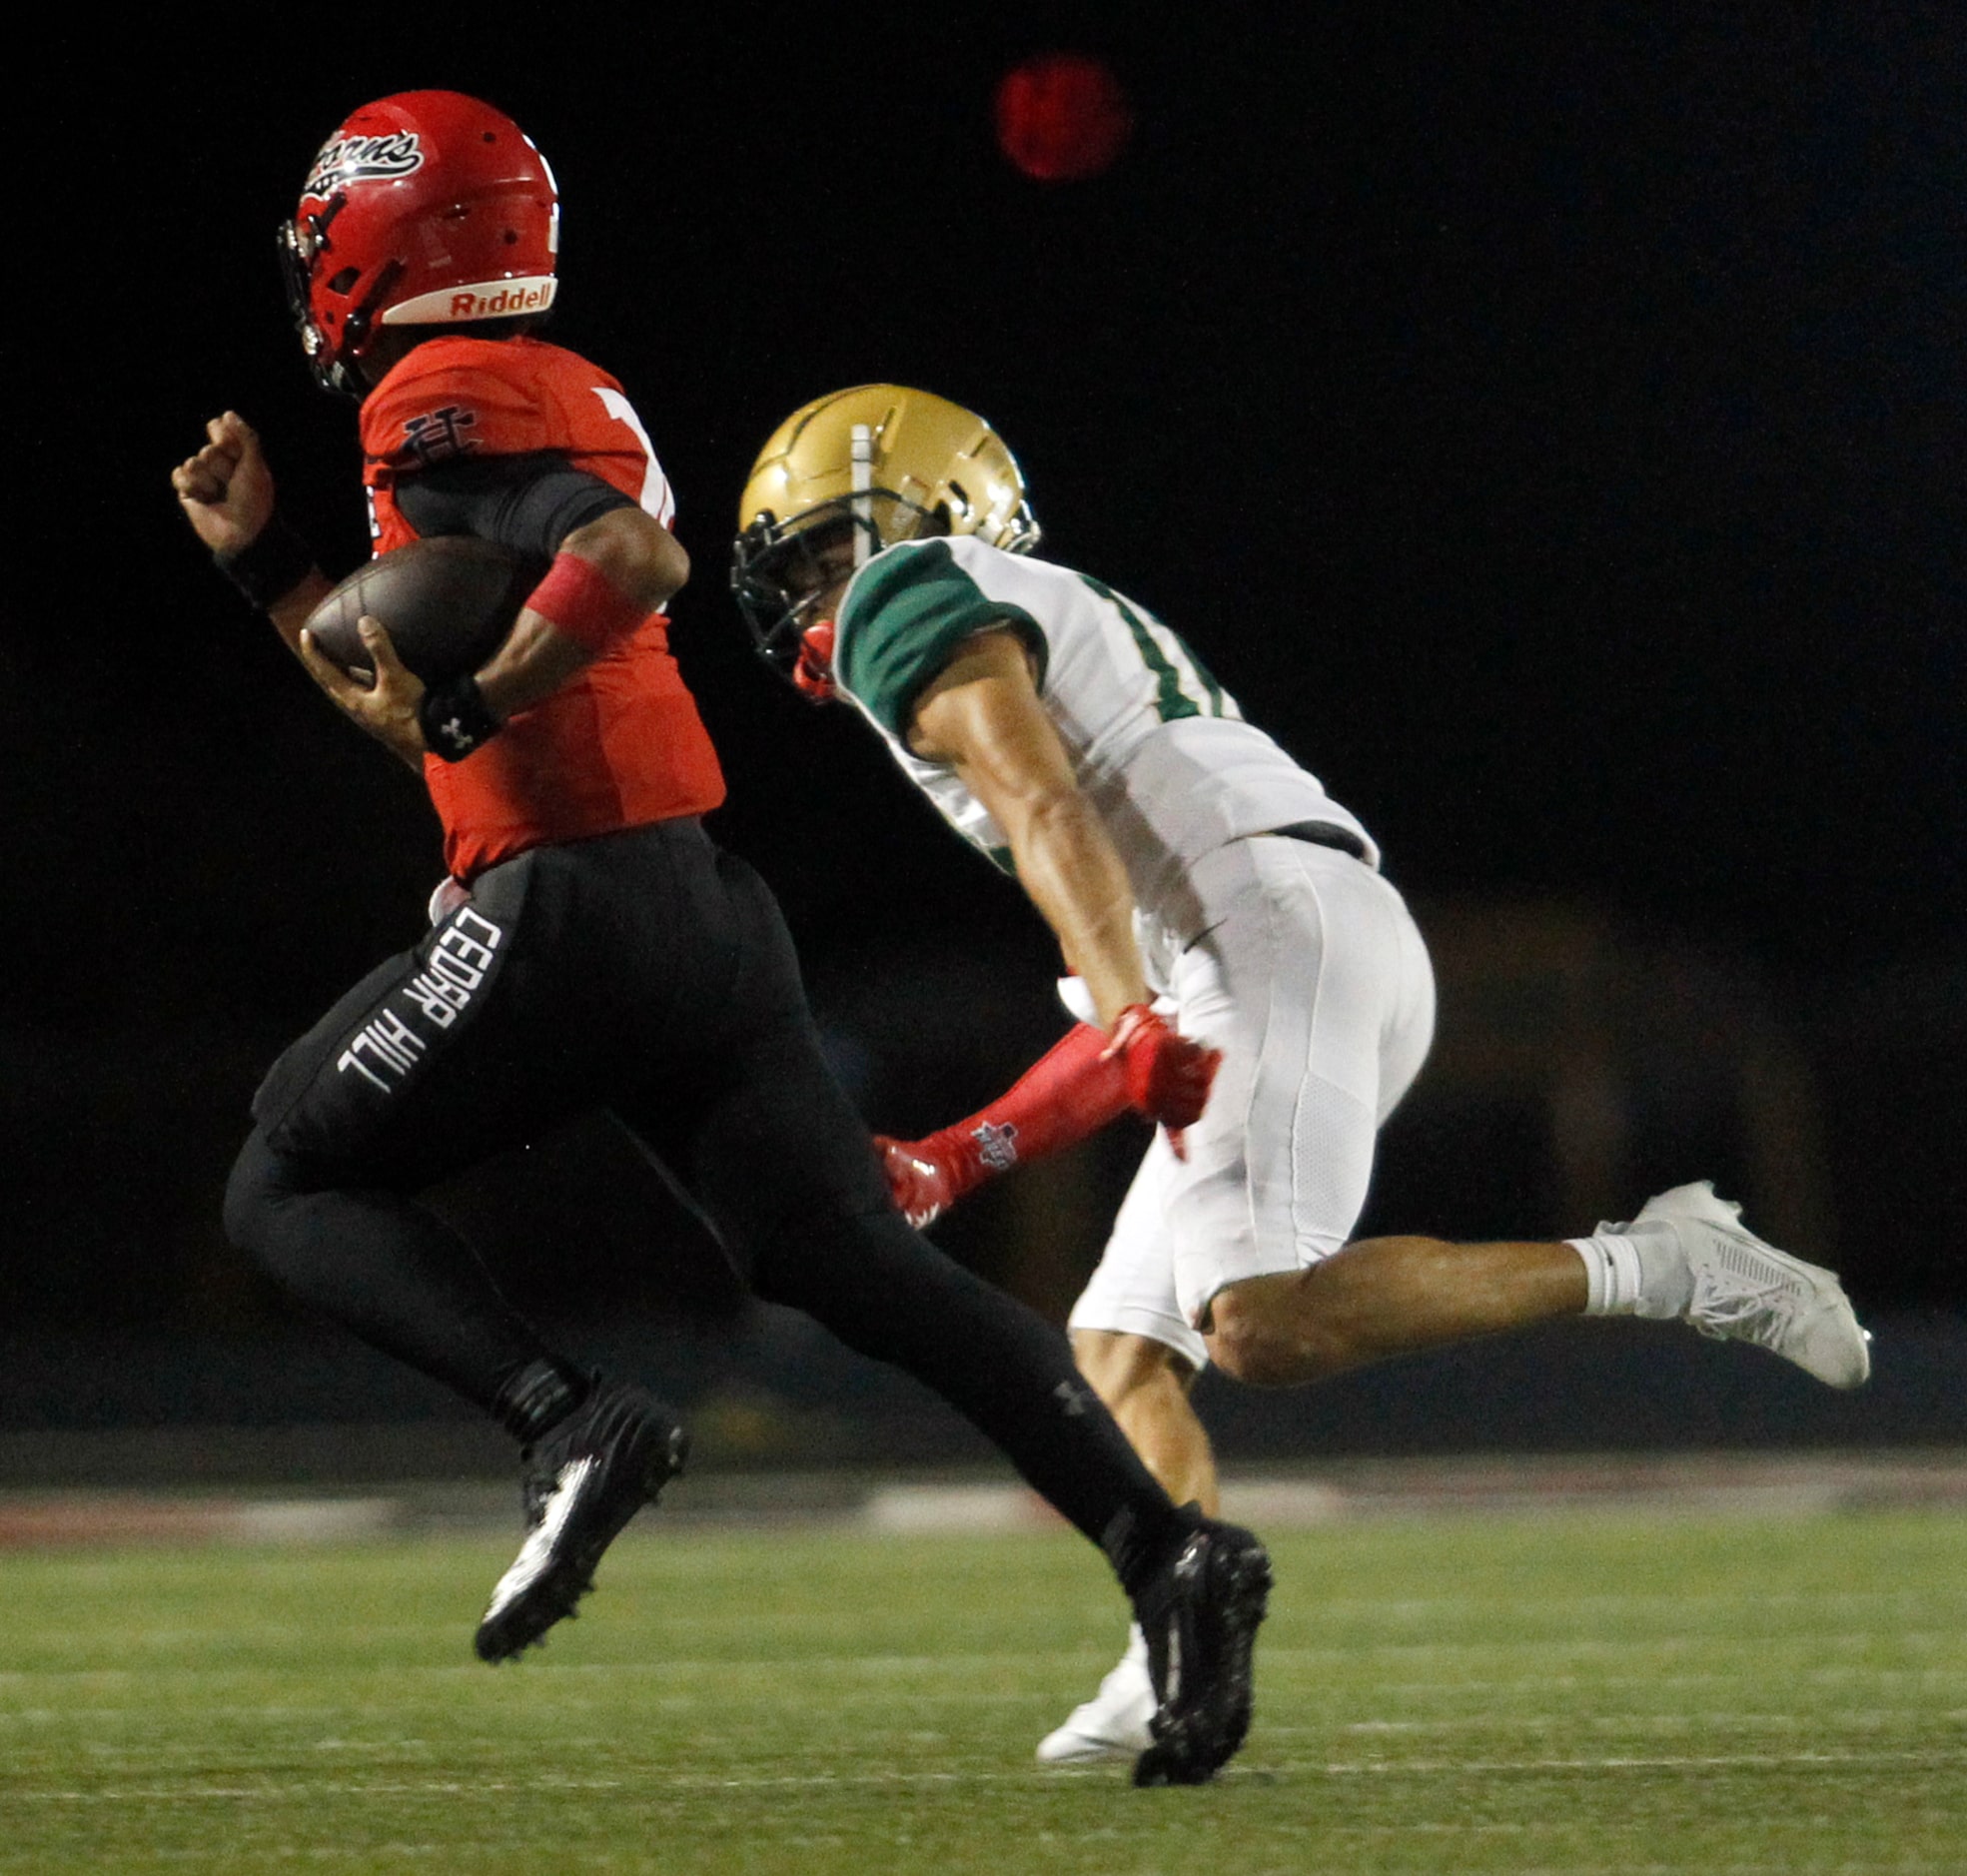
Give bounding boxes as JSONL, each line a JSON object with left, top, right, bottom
{"left": 279, "top": 90, "right": 560, "bottom": 396}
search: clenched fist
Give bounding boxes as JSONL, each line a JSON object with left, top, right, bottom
{"left": 171, "top": 411, "right": 277, "bottom": 556}
{"left": 874, "top": 1135, "right": 961, "bottom": 1229}
{"left": 1105, "top": 1005, "right": 1219, "bottom": 1149}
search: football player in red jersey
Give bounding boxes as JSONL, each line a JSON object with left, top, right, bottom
{"left": 171, "top": 91, "right": 1268, "bottom": 1785}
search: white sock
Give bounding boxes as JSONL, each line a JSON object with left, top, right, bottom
{"left": 1569, "top": 1233, "right": 1644, "bottom": 1315}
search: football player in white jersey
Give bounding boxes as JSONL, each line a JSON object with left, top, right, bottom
{"left": 732, "top": 386, "right": 1873, "bottom": 1764}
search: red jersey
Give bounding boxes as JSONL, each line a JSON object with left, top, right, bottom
{"left": 360, "top": 335, "right": 725, "bottom": 881}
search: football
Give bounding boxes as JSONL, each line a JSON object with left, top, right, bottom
{"left": 303, "top": 536, "right": 546, "bottom": 684}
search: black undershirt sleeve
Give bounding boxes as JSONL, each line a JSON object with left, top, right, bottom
{"left": 394, "top": 453, "right": 638, "bottom": 560}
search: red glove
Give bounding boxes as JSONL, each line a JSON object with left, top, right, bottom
{"left": 1104, "top": 1005, "right": 1220, "bottom": 1153}
{"left": 874, "top": 1022, "right": 1132, "bottom": 1227}
{"left": 875, "top": 1135, "right": 962, "bottom": 1228}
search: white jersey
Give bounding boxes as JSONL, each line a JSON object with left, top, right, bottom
{"left": 829, "top": 536, "right": 1376, "bottom": 927}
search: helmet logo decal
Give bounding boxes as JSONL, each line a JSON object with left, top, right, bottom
{"left": 306, "top": 131, "right": 426, "bottom": 199}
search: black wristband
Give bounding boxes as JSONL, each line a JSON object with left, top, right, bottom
{"left": 419, "top": 674, "right": 503, "bottom": 763}
{"left": 214, "top": 510, "right": 318, "bottom": 610}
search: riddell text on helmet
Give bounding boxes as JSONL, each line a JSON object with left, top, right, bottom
{"left": 450, "top": 284, "right": 552, "bottom": 319}
{"left": 384, "top": 281, "right": 557, "bottom": 326}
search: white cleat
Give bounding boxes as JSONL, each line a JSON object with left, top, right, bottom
{"left": 1036, "top": 1626, "right": 1155, "bottom": 1765}
{"left": 1623, "top": 1181, "right": 1872, "bottom": 1390}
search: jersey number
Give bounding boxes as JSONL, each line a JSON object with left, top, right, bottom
{"left": 591, "top": 388, "right": 676, "bottom": 525}
{"left": 1079, "top": 573, "right": 1234, "bottom": 723}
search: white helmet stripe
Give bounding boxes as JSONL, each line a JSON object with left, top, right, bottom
{"left": 380, "top": 276, "right": 558, "bottom": 325}
{"left": 850, "top": 424, "right": 874, "bottom": 568}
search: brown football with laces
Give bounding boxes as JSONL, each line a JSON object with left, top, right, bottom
{"left": 304, "top": 536, "right": 545, "bottom": 683}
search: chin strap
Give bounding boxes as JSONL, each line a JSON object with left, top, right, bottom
{"left": 793, "top": 617, "right": 838, "bottom": 702}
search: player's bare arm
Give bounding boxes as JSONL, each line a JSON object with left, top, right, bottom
{"left": 905, "top": 626, "right": 1219, "bottom": 1150}
{"left": 172, "top": 412, "right": 336, "bottom": 653}
{"left": 473, "top": 505, "right": 688, "bottom": 721}
{"left": 164, "top": 417, "right": 426, "bottom": 763}
{"left": 300, "top": 501, "right": 690, "bottom": 769}
{"left": 907, "top": 627, "right": 1149, "bottom": 1030}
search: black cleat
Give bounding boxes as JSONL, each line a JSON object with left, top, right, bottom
{"left": 474, "top": 1379, "right": 688, "bottom": 1663}
{"left": 1131, "top": 1516, "right": 1272, "bottom": 1786}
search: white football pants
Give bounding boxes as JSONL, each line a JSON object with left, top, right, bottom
{"left": 1068, "top": 833, "right": 1437, "bottom": 1368}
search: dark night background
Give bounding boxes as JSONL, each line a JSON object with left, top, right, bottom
{"left": 6, "top": 8, "right": 1962, "bottom": 1451}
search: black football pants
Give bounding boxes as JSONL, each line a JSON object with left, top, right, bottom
{"left": 223, "top": 818, "right": 1177, "bottom": 1568}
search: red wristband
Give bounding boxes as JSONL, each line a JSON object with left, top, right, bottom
{"left": 524, "top": 551, "right": 648, "bottom": 651}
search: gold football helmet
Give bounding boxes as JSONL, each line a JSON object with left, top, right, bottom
{"left": 731, "top": 385, "right": 1039, "bottom": 693}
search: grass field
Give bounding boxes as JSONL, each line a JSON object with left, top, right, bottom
{"left": 1, "top": 1505, "right": 1963, "bottom": 1874}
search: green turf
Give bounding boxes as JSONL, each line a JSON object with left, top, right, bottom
{"left": 1, "top": 1506, "right": 1963, "bottom": 1873}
